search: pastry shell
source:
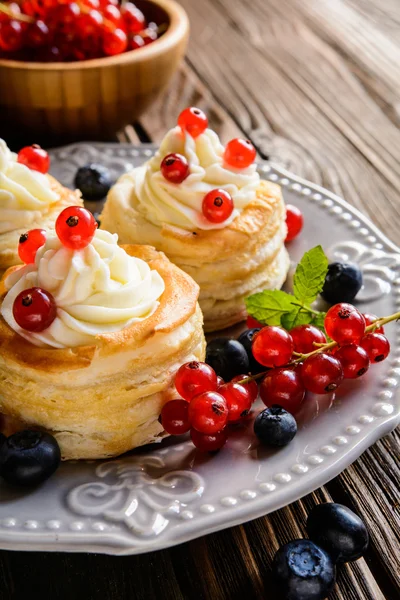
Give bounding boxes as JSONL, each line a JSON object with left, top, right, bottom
{"left": 0, "top": 245, "right": 205, "bottom": 460}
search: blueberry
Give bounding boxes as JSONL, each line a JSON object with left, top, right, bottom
{"left": 273, "top": 539, "right": 336, "bottom": 600}
{"left": 206, "top": 338, "right": 249, "bottom": 381}
{"left": 74, "top": 164, "right": 113, "bottom": 201}
{"left": 237, "top": 328, "right": 264, "bottom": 373}
{"left": 0, "top": 430, "right": 61, "bottom": 486}
{"left": 254, "top": 406, "right": 297, "bottom": 447}
{"left": 307, "top": 503, "right": 369, "bottom": 563}
{"left": 0, "top": 433, "right": 5, "bottom": 449}
{"left": 321, "top": 262, "right": 363, "bottom": 305}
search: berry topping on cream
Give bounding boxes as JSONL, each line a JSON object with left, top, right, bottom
{"left": 1, "top": 228, "right": 165, "bottom": 348}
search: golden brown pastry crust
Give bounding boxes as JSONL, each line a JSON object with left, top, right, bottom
{"left": 101, "top": 179, "right": 289, "bottom": 331}
{"left": 0, "top": 176, "right": 82, "bottom": 275}
{"left": 0, "top": 246, "right": 205, "bottom": 459}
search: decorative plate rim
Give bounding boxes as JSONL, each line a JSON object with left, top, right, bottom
{"left": 0, "top": 143, "right": 398, "bottom": 555}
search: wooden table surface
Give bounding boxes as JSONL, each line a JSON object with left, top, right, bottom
{"left": 1, "top": 1, "right": 400, "bottom": 599}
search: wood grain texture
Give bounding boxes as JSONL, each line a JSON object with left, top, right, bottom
{"left": 1, "top": 1, "right": 400, "bottom": 599}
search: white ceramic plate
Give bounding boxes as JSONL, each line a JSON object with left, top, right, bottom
{"left": 0, "top": 144, "right": 399, "bottom": 555}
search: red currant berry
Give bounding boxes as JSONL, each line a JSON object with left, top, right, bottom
{"left": 202, "top": 189, "right": 234, "bottom": 224}
{"left": 17, "top": 145, "right": 50, "bottom": 174}
{"left": 223, "top": 138, "right": 256, "bottom": 169}
{"left": 48, "top": 3, "right": 81, "bottom": 35}
{"left": 217, "top": 376, "right": 225, "bottom": 388}
{"left": 325, "top": 303, "right": 366, "bottom": 345}
{"left": 103, "top": 4, "right": 121, "bottom": 28}
{"left": 260, "top": 368, "right": 305, "bottom": 413}
{"left": 285, "top": 204, "right": 304, "bottom": 242}
{"left": 18, "top": 229, "right": 46, "bottom": 264}
{"left": 0, "top": 20, "right": 23, "bottom": 52}
{"left": 26, "top": 20, "right": 50, "bottom": 48}
{"left": 160, "top": 400, "right": 190, "bottom": 435}
{"left": 301, "top": 353, "right": 344, "bottom": 394}
{"left": 121, "top": 2, "right": 145, "bottom": 33}
{"left": 160, "top": 153, "right": 189, "bottom": 184}
{"left": 99, "top": 0, "right": 118, "bottom": 7}
{"left": 13, "top": 287, "right": 57, "bottom": 332}
{"left": 129, "top": 34, "right": 145, "bottom": 49}
{"left": 102, "top": 27, "right": 127, "bottom": 55}
{"left": 190, "top": 427, "right": 228, "bottom": 452}
{"left": 360, "top": 333, "right": 390, "bottom": 363}
{"left": 363, "top": 313, "right": 384, "bottom": 335}
{"left": 231, "top": 374, "right": 258, "bottom": 403}
{"left": 246, "top": 315, "right": 263, "bottom": 329}
{"left": 141, "top": 28, "right": 157, "bottom": 45}
{"left": 188, "top": 391, "right": 228, "bottom": 434}
{"left": 252, "top": 326, "right": 294, "bottom": 368}
{"left": 0, "top": 3, "right": 20, "bottom": 22}
{"left": 55, "top": 206, "right": 97, "bottom": 250}
{"left": 178, "top": 107, "right": 208, "bottom": 138}
{"left": 175, "top": 361, "right": 217, "bottom": 401}
{"left": 77, "top": 10, "right": 103, "bottom": 36}
{"left": 290, "top": 324, "right": 327, "bottom": 354}
{"left": 219, "top": 382, "right": 252, "bottom": 422}
{"left": 335, "top": 344, "right": 370, "bottom": 379}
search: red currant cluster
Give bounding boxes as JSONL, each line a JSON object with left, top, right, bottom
{"left": 14, "top": 205, "right": 97, "bottom": 332}
{"left": 251, "top": 303, "right": 391, "bottom": 414}
{"left": 159, "top": 107, "right": 257, "bottom": 224}
{"left": 160, "top": 361, "right": 258, "bottom": 452}
{"left": 0, "top": 1, "right": 160, "bottom": 62}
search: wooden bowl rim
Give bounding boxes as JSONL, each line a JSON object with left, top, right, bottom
{"left": 0, "top": 0, "right": 188, "bottom": 71}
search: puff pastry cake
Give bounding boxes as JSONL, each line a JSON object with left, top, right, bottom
{"left": 101, "top": 108, "right": 289, "bottom": 331}
{"left": 0, "top": 222, "right": 205, "bottom": 460}
{"left": 0, "top": 139, "right": 82, "bottom": 277}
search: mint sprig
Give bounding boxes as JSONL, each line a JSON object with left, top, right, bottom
{"left": 245, "top": 245, "right": 328, "bottom": 330}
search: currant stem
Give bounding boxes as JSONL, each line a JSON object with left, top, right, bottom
{"left": 238, "top": 310, "right": 400, "bottom": 385}
{"left": 0, "top": 3, "right": 33, "bottom": 22}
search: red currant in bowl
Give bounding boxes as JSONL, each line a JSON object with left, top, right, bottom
{"left": 252, "top": 326, "right": 294, "bottom": 368}
{"left": 188, "top": 391, "right": 228, "bottom": 434}
{"left": 17, "top": 145, "right": 50, "bottom": 174}
{"left": 55, "top": 206, "right": 97, "bottom": 250}
{"left": 285, "top": 204, "right": 304, "bottom": 242}
{"left": 301, "top": 353, "right": 344, "bottom": 394}
{"left": 223, "top": 138, "right": 256, "bottom": 169}
{"left": 324, "top": 303, "right": 366, "bottom": 345}
{"left": 260, "top": 368, "right": 305, "bottom": 414}
{"left": 335, "top": 344, "right": 370, "bottom": 379}
{"left": 13, "top": 287, "right": 57, "bottom": 332}
{"left": 18, "top": 229, "right": 46, "bottom": 264}
{"left": 178, "top": 107, "right": 208, "bottom": 138}
{"left": 175, "top": 361, "right": 217, "bottom": 402}
{"left": 160, "top": 153, "right": 189, "bottom": 184}
{"left": 290, "top": 324, "right": 326, "bottom": 355}
{"left": 202, "top": 189, "right": 234, "bottom": 224}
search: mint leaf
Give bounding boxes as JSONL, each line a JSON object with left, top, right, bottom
{"left": 245, "top": 290, "right": 296, "bottom": 326}
{"left": 293, "top": 246, "right": 328, "bottom": 305}
{"left": 281, "top": 309, "right": 311, "bottom": 330}
{"left": 312, "top": 311, "right": 327, "bottom": 330}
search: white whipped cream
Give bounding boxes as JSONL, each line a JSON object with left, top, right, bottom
{"left": 0, "top": 139, "right": 59, "bottom": 235}
{"left": 1, "top": 229, "right": 165, "bottom": 349}
{"left": 135, "top": 127, "right": 260, "bottom": 230}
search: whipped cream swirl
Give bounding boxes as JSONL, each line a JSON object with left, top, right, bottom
{"left": 134, "top": 127, "right": 260, "bottom": 230}
{"left": 1, "top": 229, "right": 165, "bottom": 348}
{"left": 0, "top": 139, "right": 59, "bottom": 235}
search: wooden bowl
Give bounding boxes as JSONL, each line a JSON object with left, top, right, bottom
{"left": 0, "top": 0, "right": 189, "bottom": 145}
